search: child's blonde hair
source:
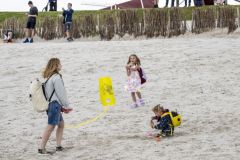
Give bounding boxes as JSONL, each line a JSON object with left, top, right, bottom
{"left": 42, "top": 58, "right": 61, "bottom": 78}
{"left": 152, "top": 104, "right": 164, "bottom": 113}
{"left": 127, "top": 54, "right": 141, "bottom": 66}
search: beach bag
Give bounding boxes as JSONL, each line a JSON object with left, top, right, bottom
{"left": 29, "top": 77, "right": 55, "bottom": 112}
{"left": 138, "top": 67, "right": 147, "bottom": 84}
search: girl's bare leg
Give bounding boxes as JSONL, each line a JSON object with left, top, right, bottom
{"left": 136, "top": 92, "right": 142, "bottom": 99}
{"left": 131, "top": 92, "right": 137, "bottom": 103}
{"left": 136, "top": 92, "right": 145, "bottom": 105}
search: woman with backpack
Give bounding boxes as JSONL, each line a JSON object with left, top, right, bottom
{"left": 38, "top": 58, "right": 72, "bottom": 154}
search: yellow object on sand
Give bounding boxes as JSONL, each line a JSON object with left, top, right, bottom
{"left": 66, "top": 77, "right": 115, "bottom": 129}
{"left": 99, "top": 77, "right": 116, "bottom": 107}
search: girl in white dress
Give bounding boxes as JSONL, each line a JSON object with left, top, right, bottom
{"left": 125, "top": 54, "right": 146, "bottom": 108}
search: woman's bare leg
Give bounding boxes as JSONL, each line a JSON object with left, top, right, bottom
{"left": 56, "top": 121, "right": 64, "bottom": 147}
{"left": 40, "top": 125, "right": 55, "bottom": 149}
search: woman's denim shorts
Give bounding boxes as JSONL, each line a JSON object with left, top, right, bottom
{"left": 47, "top": 101, "right": 63, "bottom": 125}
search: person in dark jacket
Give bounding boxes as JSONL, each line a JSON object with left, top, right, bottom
{"left": 23, "top": 1, "right": 38, "bottom": 43}
{"left": 49, "top": 0, "right": 57, "bottom": 11}
{"left": 165, "top": 0, "right": 176, "bottom": 7}
{"left": 153, "top": 0, "right": 159, "bottom": 8}
{"left": 195, "top": 0, "right": 204, "bottom": 6}
{"left": 62, "top": 3, "right": 74, "bottom": 42}
{"left": 185, "top": 0, "right": 191, "bottom": 7}
{"left": 150, "top": 104, "right": 174, "bottom": 136}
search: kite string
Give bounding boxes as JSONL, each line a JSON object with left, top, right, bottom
{"left": 65, "top": 106, "right": 110, "bottom": 129}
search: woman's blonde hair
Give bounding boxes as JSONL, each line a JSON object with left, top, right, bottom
{"left": 152, "top": 104, "right": 164, "bottom": 113}
{"left": 42, "top": 58, "right": 61, "bottom": 78}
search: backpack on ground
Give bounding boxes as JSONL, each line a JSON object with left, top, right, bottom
{"left": 169, "top": 111, "right": 182, "bottom": 127}
{"left": 161, "top": 111, "right": 182, "bottom": 127}
{"left": 29, "top": 77, "right": 55, "bottom": 112}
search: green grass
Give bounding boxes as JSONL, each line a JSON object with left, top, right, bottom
{"left": 0, "top": 12, "right": 26, "bottom": 23}
{"left": 0, "top": 5, "right": 239, "bottom": 23}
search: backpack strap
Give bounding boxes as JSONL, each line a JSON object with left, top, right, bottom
{"left": 45, "top": 75, "right": 52, "bottom": 84}
{"left": 45, "top": 74, "right": 57, "bottom": 102}
{"left": 48, "top": 89, "right": 55, "bottom": 102}
{"left": 161, "top": 112, "right": 170, "bottom": 118}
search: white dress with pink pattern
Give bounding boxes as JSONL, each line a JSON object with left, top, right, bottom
{"left": 125, "top": 66, "right": 142, "bottom": 92}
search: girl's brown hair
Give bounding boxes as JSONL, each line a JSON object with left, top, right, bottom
{"left": 42, "top": 58, "right": 61, "bottom": 78}
{"left": 152, "top": 104, "right": 164, "bottom": 113}
{"left": 127, "top": 54, "right": 141, "bottom": 66}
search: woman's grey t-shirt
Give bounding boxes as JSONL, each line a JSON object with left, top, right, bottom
{"left": 44, "top": 74, "right": 69, "bottom": 107}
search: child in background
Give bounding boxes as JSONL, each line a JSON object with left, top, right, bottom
{"left": 150, "top": 104, "right": 174, "bottom": 137}
{"left": 3, "top": 29, "right": 13, "bottom": 43}
{"left": 62, "top": 3, "right": 74, "bottom": 42}
{"left": 125, "top": 54, "right": 146, "bottom": 108}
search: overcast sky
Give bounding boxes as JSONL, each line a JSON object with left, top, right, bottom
{"left": 0, "top": 0, "right": 239, "bottom": 12}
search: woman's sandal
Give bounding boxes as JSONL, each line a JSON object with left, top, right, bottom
{"left": 38, "top": 149, "right": 47, "bottom": 154}
{"left": 38, "top": 149, "right": 55, "bottom": 155}
{"left": 56, "top": 146, "right": 64, "bottom": 151}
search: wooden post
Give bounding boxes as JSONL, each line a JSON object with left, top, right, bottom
{"left": 237, "top": 7, "right": 240, "bottom": 27}
{"left": 140, "top": 0, "right": 144, "bottom": 9}
{"left": 96, "top": 14, "right": 100, "bottom": 32}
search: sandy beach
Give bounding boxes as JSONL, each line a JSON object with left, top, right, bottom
{"left": 0, "top": 32, "right": 240, "bottom": 160}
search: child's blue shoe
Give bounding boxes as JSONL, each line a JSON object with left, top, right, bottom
{"left": 129, "top": 103, "right": 138, "bottom": 109}
{"left": 138, "top": 99, "right": 145, "bottom": 106}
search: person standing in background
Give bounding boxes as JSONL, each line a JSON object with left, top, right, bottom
{"left": 195, "top": 0, "right": 204, "bottom": 6}
{"left": 62, "top": 3, "right": 74, "bottom": 42}
{"left": 185, "top": 0, "right": 191, "bottom": 7}
{"left": 23, "top": 1, "right": 38, "bottom": 43}
{"left": 165, "top": 0, "right": 179, "bottom": 7}
{"left": 49, "top": 0, "right": 57, "bottom": 11}
{"left": 153, "top": 0, "right": 159, "bottom": 8}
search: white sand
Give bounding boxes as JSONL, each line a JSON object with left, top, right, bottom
{"left": 0, "top": 33, "right": 240, "bottom": 160}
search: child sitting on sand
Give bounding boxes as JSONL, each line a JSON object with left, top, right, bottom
{"left": 150, "top": 104, "right": 174, "bottom": 137}
{"left": 3, "top": 29, "right": 13, "bottom": 43}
